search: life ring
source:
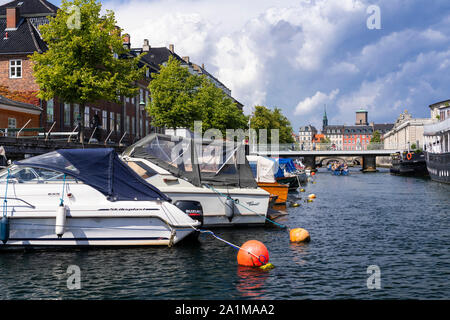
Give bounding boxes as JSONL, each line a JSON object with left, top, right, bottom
{"left": 406, "top": 153, "right": 412, "bottom": 160}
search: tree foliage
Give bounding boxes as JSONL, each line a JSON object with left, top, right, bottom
{"left": 147, "top": 56, "right": 247, "bottom": 134}
{"left": 370, "top": 130, "right": 382, "bottom": 143}
{"left": 250, "top": 105, "right": 294, "bottom": 144}
{"left": 31, "top": 0, "right": 144, "bottom": 112}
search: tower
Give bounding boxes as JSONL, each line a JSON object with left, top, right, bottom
{"left": 356, "top": 109, "right": 368, "bottom": 125}
{"left": 322, "top": 104, "right": 328, "bottom": 131}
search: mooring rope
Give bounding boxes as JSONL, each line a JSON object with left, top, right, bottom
{"left": 59, "top": 174, "right": 66, "bottom": 206}
{"left": 191, "top": 226, "right": 267, "bottom": 266}
{"left": 202, "top": 183, "right": 288, "bottom": 229}
{"left": 2, "top": 168, "right": 10, "bottom": 218}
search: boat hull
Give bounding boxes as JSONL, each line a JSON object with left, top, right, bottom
{"left": 1, "top": 215, "right": 196, "bottom": 248}
{"left": 161, "top": 188, "right": 270, "bottom": 227}
{"left": 426, "top": 152, "right": 450, "bottom": 184}
{"left": 257, "top": 182, "right": 289, "bottom": 205}
{"left": 276, "top": 176, "right": 299, "bottom": 191}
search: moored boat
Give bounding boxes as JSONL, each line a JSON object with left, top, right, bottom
{"left": 390, "top": 151, "right": 428, "bottom": 176}
{"left": 247, "top": 155, "right": 289, "bottom": 205}
{"left": 0, "top": 148, "right": 200, "bottom": 249}
{"left": 423, "top": 116, "right": 450, "bottom": 184}
{"left": 122, "top": 134, "right": 270, "bottom": 227}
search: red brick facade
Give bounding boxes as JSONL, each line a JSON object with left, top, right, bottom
{"left": 0, "top": 54, "right": 152, "bottom": 144}
{"left": 0, "top": 55, "right": 40, "bottom": 92}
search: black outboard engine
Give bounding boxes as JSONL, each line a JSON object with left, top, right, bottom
{"left": 174, "top": 200, "right": 204, "bottom": 227}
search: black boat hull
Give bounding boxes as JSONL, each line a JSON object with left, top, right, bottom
{"left": 426, "top": 152, "right": 450, "bottom": 184}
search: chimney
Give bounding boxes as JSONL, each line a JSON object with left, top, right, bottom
{"left": 6, "top": 7, "right": 20, "bottom": 29}
{"left": 123, "top": 33, "right": 130, "bottom": 50}
{"left": 169, "top": 44, "right": 174, "bottom": 53}
{"left": 182, "top": 56, "right": 190, "bottom": 64}
{"left": 143, "top": 39, "right": 150, "bottom": 52}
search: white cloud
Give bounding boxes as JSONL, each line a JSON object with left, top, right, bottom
{"left": 295, "top": 89, "right": 340, "bottom": 116}
{"left": 100, "top": 0, "right": 450, "bottom": 129}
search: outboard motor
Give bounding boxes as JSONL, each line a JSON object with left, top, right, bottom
{"left": 174, "top": 200, "right": 204, "bottom": 227}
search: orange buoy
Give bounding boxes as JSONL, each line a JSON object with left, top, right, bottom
{"left": 237, "top": 240, "right": 269, "bottom": 267}
{"left": 308, "top": 194, "right": 316, "bottom": 199}
{"left": 311, "top": 171, "right": 316, "bottom": 176}
{"left": 290, "top": 228, "right": 311, "bottom": 243}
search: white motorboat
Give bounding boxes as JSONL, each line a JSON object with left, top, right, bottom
{"left": 0, "top": 148, "right": 200, "bottom": 248}
{"left": 121, "top": 134, "right": 270, "bottom": 227}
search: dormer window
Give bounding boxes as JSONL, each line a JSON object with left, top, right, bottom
{"left": 9, "top": 59, "right": 22, "bottom": 78}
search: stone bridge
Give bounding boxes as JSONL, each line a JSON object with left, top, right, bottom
{"left": 250, "top": 144, "right": 397, "bottom": 172}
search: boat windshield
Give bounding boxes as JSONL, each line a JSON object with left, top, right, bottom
{"left": 123, "top": 133, "right": 257, "bottom": 188}
{"left": 0, "top": 165, "right": 78, "bottom": 184}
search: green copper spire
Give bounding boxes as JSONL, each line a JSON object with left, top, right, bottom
{"left": 323, "top": 104, "right": 328, "bottom": 129}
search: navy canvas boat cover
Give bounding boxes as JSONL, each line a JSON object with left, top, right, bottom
{"left": 15, "top": 148, "right": 170, "bottom": 202}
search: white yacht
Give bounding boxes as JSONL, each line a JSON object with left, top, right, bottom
{"left": 0, "top": 148, "right": 200, "bottom": 249}
{"left": 121, "top": 134, "right": 270, "bottom": 227}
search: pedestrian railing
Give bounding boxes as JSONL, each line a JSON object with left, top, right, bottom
{"left": 250, "top": 143, "right": 388, "bottom": 152}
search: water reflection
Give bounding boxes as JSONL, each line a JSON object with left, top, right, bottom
{"left": 235, "top": 266, "right": 269, "bottom": 299}
{"left": 290, "top": 242, "right": 311, "bottom": 266}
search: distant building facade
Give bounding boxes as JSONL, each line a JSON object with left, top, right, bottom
{"left": 321, "top": 109, "right": 393, "bottom": 150}
{"left": 383, "top": 110, "right": 432, "bottom": 151}
{"left": 298, "top": 125, "right": 317, "bottom": 150}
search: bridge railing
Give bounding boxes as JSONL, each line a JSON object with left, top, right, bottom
{"left": 250, "top": 143, "right": 388, "bottom": 152}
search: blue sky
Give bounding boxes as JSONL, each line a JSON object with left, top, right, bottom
{"left": 22, "top": 1, "right": 450, "bottom": 130}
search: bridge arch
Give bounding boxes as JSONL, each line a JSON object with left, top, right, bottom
{"left": 317, "top": 157, "right": 346, "bottom": 166}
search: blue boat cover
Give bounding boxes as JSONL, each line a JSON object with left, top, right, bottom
{"left": 272, "top": 158, "right": 297, "bottom": 178}
{"left": 15, "top": 148, "right": 170, "bottom": 202}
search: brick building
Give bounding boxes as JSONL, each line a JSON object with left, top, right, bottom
{"left": 0, "top": 93, "right": 42, "bottom": 136}
{"left": 322, "top": 108, "right": 393, "bottom": 150}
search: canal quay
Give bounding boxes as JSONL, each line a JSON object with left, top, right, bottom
{"left": 0, "top": 167, "right": 448, "bottom": 300}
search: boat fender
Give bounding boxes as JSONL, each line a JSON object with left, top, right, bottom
{"left": 55, "top": 205, "right": 67, "bottom": 238}
{"left": 225, "top": 199, "right": 235, "bottom": 222}
{"left": 0, "top": 216, "right": 10, "bottom": 244}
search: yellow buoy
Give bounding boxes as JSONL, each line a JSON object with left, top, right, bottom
{"left": 306, "top": 199, "right": 314, "bottom": 203}
{"left": 290, "top": 202, "right": 300, "bottom": 207}
{"left": 290, "top": 228, "right": 311, "bottom": 243}
{"left": 308, "top": 194, "right": 316, "bottom": 199}
{"left": 259, "top": 263, "right": 275, "bottom": 271}
{"left": 299, "top": 188, "right": 305, "bottom": 192}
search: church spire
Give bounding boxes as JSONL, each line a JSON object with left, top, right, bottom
{"left": 323, "top": 104, "right": 328, "bottom": 130}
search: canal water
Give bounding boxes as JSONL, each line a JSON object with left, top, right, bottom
{"left": 0, "top": 168, "right": 448, "bottom": 299}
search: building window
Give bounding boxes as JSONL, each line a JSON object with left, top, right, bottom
{"left": 84, "top": 106, "right": 90, "bottom": 126}
{"left": 102, "top": 110, "right": 107, "bottom": 129}
{"left": 7, "top": 118, "right": 16, "bottom": 137}
{"left": 110, "top": 113, "right": 115, "bottom": 132}
{"left": 126, "top": 116, "right": 130, "bottom": 133}
{"left": 64, "top": 103, "right": 71, "bottom": 126}
{"left": 73, "top": 104, "right": 80, "bottom": 126}
{"left": 9, "top": 59, "right": 22, "bottom": 78}
{"left": 116, "top": 113, "right": 121, "bottom": 132}
{"left": 47, "top": 99, "right": 54, "bottom": 123}
{"left": 132, "top": 116, "right": 135, "bottom": 134}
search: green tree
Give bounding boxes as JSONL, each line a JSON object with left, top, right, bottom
{"left": 370, "top": 130, "right": 382, "bottom": 144}
{"left": 147, "top": 56, "right": 247, "bottom": 134}
{"left": 194, "top": 77, "right": 247, "bottom": 135}
{"left": 31, "top": 0, "right": 144, "bottom": 142}
{"left": 250, "top": 106, "right": 294, "bottom": 144}
{"left": 147, "top": 56, "right": 202, "bottom": 130}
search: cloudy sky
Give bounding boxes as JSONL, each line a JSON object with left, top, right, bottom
{"left": 38, "top": 1, "right": 450, "bottom": 130}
